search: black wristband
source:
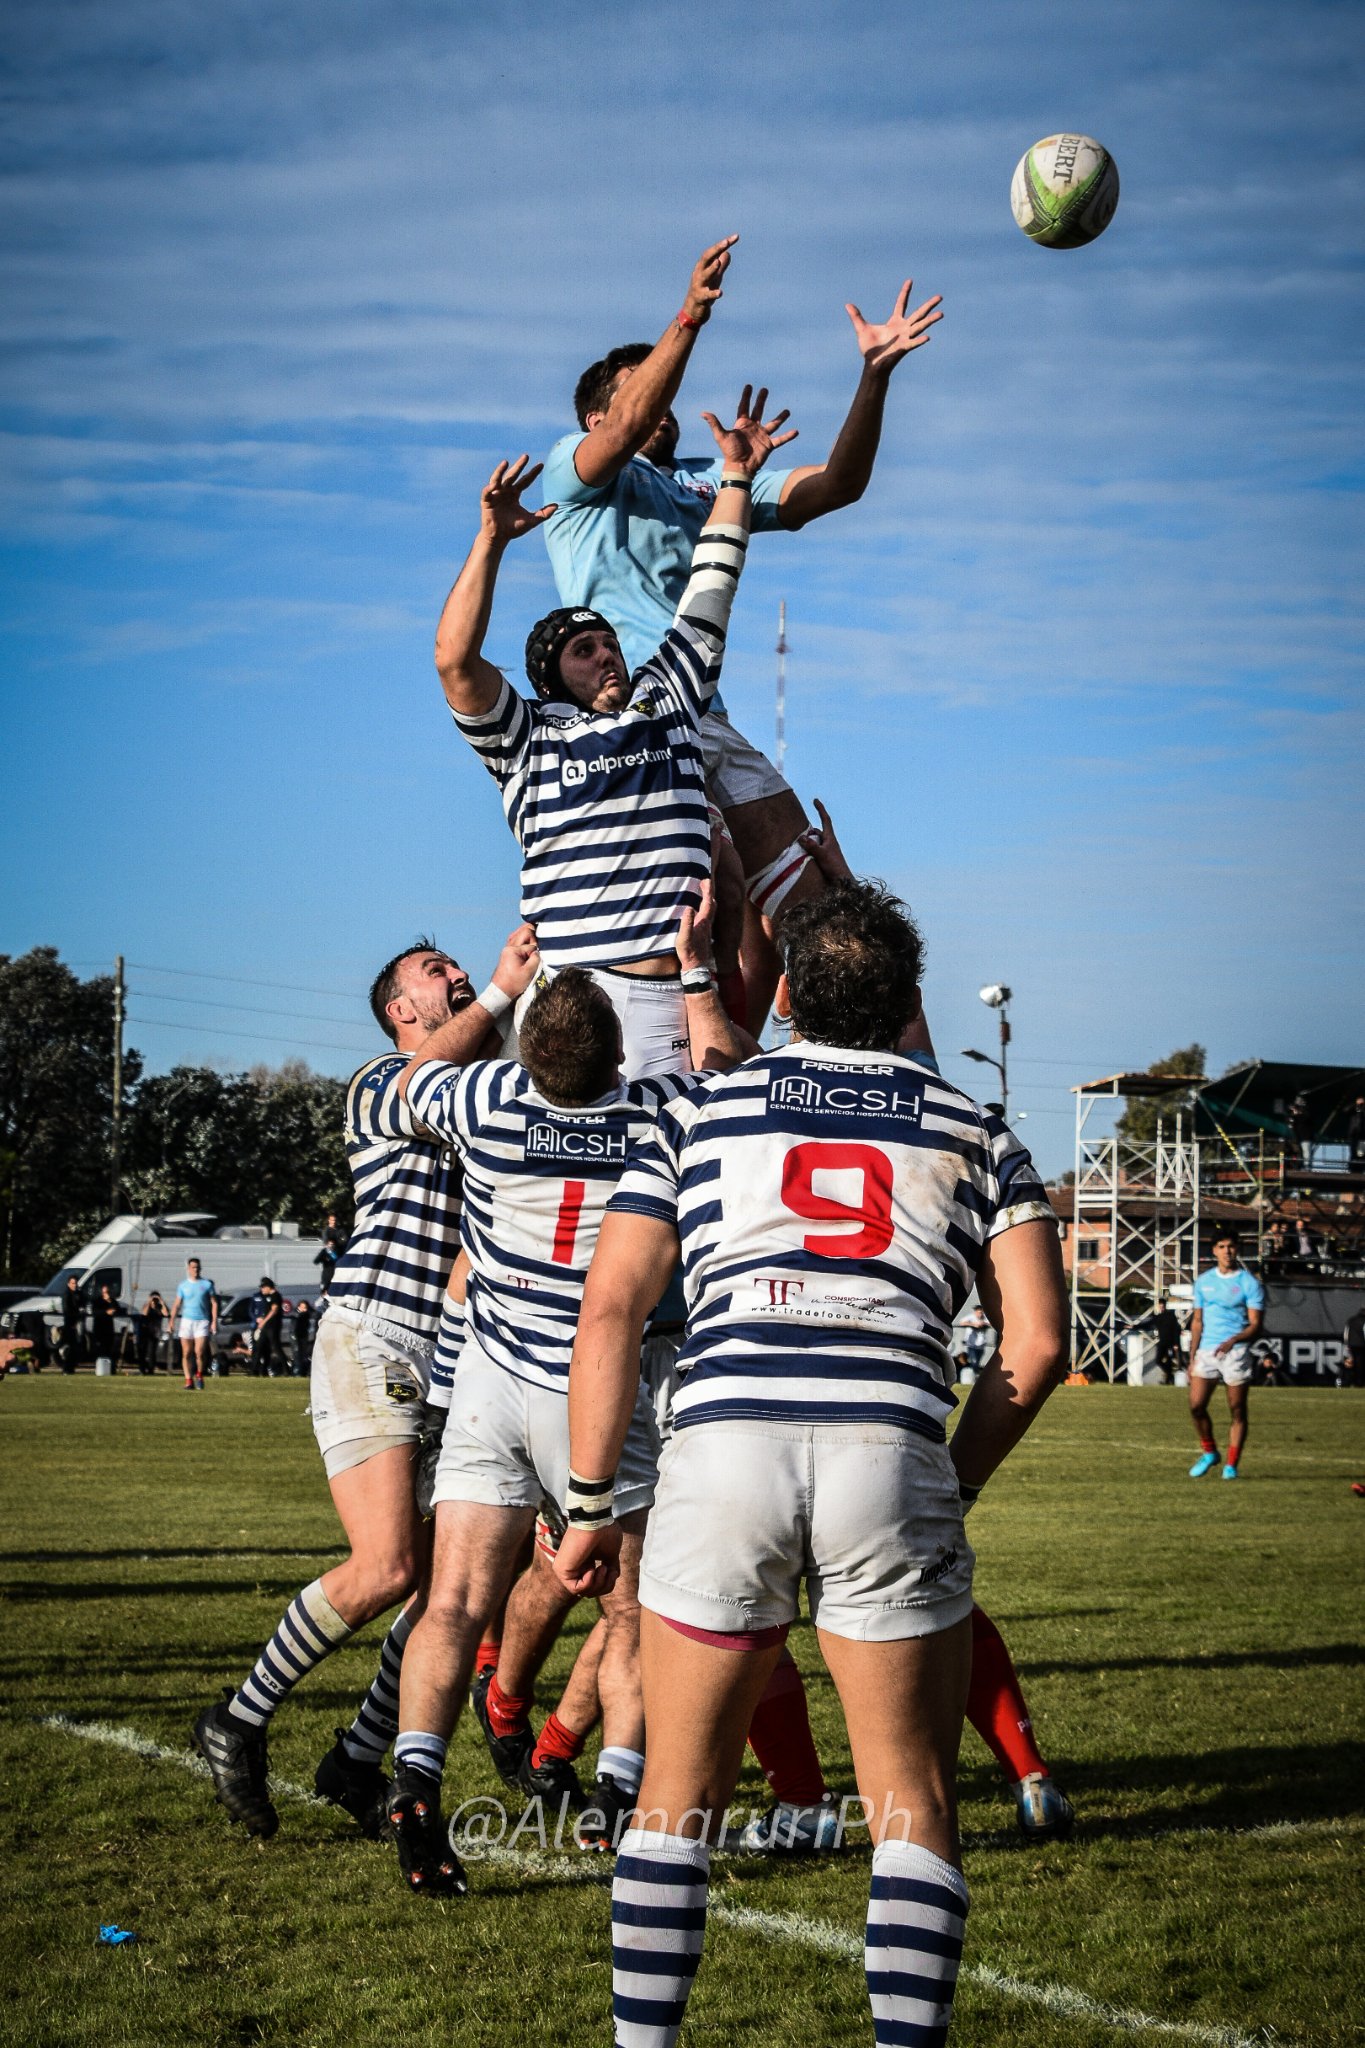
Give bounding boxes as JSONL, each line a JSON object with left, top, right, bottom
{"left": 565, "top": 1470, "right": 616, "bottom": 1530}
{"left": 718, "top": 473, "right": 751, "bottom": 491}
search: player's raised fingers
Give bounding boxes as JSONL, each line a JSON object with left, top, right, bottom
{"left": 762, "top": 408, "right": 791, "bottom": 432}
{"left": 735, "top": 384, "right": 754, "bottom": 420}
{"left": 769, "top": 428, "right": 799, "bottom": 448}
{"left": 911, "top": 295, "right": 944, "bottom": 325}
{"left": 514, "top": 460, "right": 545, "bottom": 492}
{"left": 751, "top": 387, "right": 769, "bottom": 421}
{"left": 894, "top": 279, "right": 913, "bottom": 318}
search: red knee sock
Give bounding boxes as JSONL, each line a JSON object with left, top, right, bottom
{"left": 1225, "top": 1440, "right": 1242, "bottom": 1468}
{"left": 1197, "top": 1422, "right": 1218, "bottom": 1454}
{"left": 475, "top": 1637, "right": 502, "bottom": 1675}
{"left": 486, "top": 1670, "right": 531, "bottom": 1737}
{"left": 746, "top": 1650, "right": 828, "bottom": 1806}
{"left": 532, "top": 1710, "right": 586, "bottom": 1769}
{"left": 967, "top": 1605, "right": 1047, "bottom": 1783}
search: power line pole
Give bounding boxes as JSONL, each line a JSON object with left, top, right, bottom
{"left": 775, "top": 600, "right": 788, "bottom": 779}
{"left": 112, "top": 954, "right": 125, "bottom": 1216}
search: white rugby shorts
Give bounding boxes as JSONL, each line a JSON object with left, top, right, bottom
{"left": 639, "top": 1418, "right": 974, "bottom": 1643}
{"left": 700, "top": 707, "right": 790, "bottom": 811}
{"left": 309, "top": 1303, "right": 433, "bottom": 1479}
{"left": 513, "top": 962, "right": 689, "bottom": 1082}
{"left": 1192, "top": 1344, "right": 1252, "bottom": 1385}
{"left": 178, "top": 1318, "right": 211, "bottom": 1340}
{"left": 431, "top": 1333, "right": 659, "bottom": 1518}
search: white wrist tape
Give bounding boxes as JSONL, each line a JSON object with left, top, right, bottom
{"left": 565, "top": 1470, "right": 616, "bottom": 1530}
{"left": 476, "top": 983, "right": 513, "bottom": 1022}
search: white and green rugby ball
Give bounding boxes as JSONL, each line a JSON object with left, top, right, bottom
{"left": 1010, "top": 134, "right": 1119, "bottom": 248}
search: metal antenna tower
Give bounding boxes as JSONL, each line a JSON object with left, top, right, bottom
{"left": 775, "top": 600, "right": 788, "bottom": 778}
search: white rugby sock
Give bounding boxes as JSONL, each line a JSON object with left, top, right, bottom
{"left": 343, "top": 1602, "right": 417, "bottom": 1764}
{"left": 612, "top": 1827, "right": 710, "bottom": 2048}
{"left": 394, "top": 1729, "right": 448, "bottom": 1782}
{"left": 228, "top": 1578, "right": 352, "bottom": 1729}
{"left": 865, "top": 1840, "right": 969, "bottom": 2048}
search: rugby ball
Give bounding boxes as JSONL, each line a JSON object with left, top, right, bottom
{"left": 1010, "top": 134, "right": 1119, "bottom": 248}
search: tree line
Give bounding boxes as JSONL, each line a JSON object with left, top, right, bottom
{"left": 0, "top": 949, "right": 352, "bottom": 1281}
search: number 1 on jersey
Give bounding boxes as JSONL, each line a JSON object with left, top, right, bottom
{"left": 552, "top": 1180, "right": 587, "bottom": 1265}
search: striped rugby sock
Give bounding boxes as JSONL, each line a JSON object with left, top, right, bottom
{"left": 612, "top": 1826, "right": 710, "bottom": 2048}
{"left": 342, "top": 1601, "right": 417, "bottom": 1764}
{"left": 865, "top": 1840, "right": 969, "bottom": 2048}
{"left": 228, "top": 1579, "right": 353, "bottom": 1730}
{"left": 394, "top": 1729, "right": 447, "bottom": 1781}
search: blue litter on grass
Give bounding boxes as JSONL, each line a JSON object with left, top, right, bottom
{"left": 99, "top": 1925, "right": 137, "bottom": 1946}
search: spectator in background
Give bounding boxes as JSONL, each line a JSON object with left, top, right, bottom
{"left": 1343, "top": 1305, "right": 1365, "bottom": 1390}
{"left": 137, "top": 1289, "right": 169, "bottom": 1374}
{"left": 1152, "top": 1295, "right": 1184, "bottom": 1380}
{"left": 90, "top": 1282, "right": 120, "bottom": 1366}
{"left": 1347, "top": 1095, "right": 1365, "bottom": 1171}
{"left": 291, "top": 1296, "right": 313, "bottom": 1377}
{"left": 315, "top": 1212, "right": 347, "bottom": 1295}
{"left": 1289, "top": 1091, "right": 1312, "bottom": 1168}
{"left": 250, "top": 1277, "right": 288, "bottom": 1378}
{"left": 963, "top": 1304, "right": 992, "bottom": 1375}
{"left": 60, "top": 1275, "right": 83, "bottom": 1370}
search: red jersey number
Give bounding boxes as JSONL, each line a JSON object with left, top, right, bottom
{"left": 780, "top": 1142, "right": 894, "bottom": 1259}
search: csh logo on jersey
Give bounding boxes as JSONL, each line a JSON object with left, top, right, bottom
{"left": 525, "top": 1120, "right": 629, "bottom": 1163}
{"left": 769, "top": 1070, "right": 923, "bottom": 1124}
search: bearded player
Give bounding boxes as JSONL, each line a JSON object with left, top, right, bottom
{"left": 556, "top": 879, "right": 1069, "bottom": 2048}
{"left": 191, "top": 925, "right": 539, "bottom": 1839}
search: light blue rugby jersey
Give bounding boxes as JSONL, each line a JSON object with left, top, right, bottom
{"left": 451, "top": 523, "right": 747, "bottom": 969}
{"left": 327, "top": 1053, "right": 464, "bottom": 1340}
{"left": 1192, "top": 1265, "right": 1264, "bottom": 1349}
{"left": 542, "top": 433, "right": 792, "bottom": 677}
{"left": 607, "top": 1041, "right": 1055, "bottom": 1440}
{"left": 407, "top": 1058, "right": 698, "bottom": 1393}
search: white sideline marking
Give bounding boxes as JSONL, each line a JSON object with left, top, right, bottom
{"left": 38, "top": 1715, "right": 1293, "bottom": 2048}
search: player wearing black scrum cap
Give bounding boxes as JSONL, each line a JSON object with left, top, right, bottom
{"left": 434, "top": 391, "right": 792, "bottom": 1080}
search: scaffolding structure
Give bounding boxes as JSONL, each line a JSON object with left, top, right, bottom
{"left": 1070, "top": 1072, "right": 1204, "bottom": 1380}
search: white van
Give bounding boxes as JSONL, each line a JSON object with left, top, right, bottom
{"left": 1, "top": 1212, "right": 329, "bottom": 1342}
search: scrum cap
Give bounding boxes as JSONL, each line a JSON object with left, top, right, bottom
{"left": 524, "top": 607, "right": 617, "bottom": 702}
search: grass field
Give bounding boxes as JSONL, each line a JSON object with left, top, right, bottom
{"left": 1, "top": 1375, "right": 1362, "bottom": 2048}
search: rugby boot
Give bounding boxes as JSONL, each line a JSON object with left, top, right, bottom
{"left": 576, "top": 1772, "right": 636, "bottom": 1852}
{"left": 192, "top": 1692, "right": 279, "bottom": 1839}
{"left": 737, "top": 1793, "right": 842, "bottom": 1855}
{"left": 516, "top": 1745, "right": 584, "bottom": 1817}
{"left": 1013, "top": 1771, "right": 1075, "bottom": 1841}
{"left": 1188, "top": 1450, "right": 1219, "bottom": 1478}
{"left": 314, "top": 1731, "right": 391, "bottom": 1839}
{"left": 386, "top": 1765, "right": 466, "bottom": 1897}
{"left": 470, "top": 1665, "right": 534, "bottom": 1790}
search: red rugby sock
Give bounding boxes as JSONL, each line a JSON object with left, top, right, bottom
{"left": 967, "top": 1605, "right": 1047, "bottom": 1783}
{"left": 486, "top": 1671, "right": 531, "bottom": 1738}
{"left": 746, "top": 1650, "right": 828, "bottom": 1806}
{"left": 532, "top": 1711, "right": 586, "bottom": 1768}
{"left": 475, "top": 1637, "right": 502, "bottom": 1674}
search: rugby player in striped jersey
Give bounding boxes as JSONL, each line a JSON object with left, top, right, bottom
{"left": 380, "top": 891, "right": 749, "bottom": 1896}
{"left": 191, "top": 923, "right": 540, "bottom": 1842}
{"left": 555, "top": 879, "right": 1069, "bottom": 2048}
{"left": 436, "top": 390, "right": 791, "bottom": 1082}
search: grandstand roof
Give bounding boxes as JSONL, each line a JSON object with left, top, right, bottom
{"left": 1195, "top": 1061, "right": 1365, "bottom": 1144}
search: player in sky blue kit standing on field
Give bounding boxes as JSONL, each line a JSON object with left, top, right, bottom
{"left": 169, "top": 1258, "right": 217, "bottom": 1389}
{"left": 1187, "top": 1231, "right": 1265, "bottom": 1479}
{"left": 554, "top": 879, "right": 1070, "bottom": 2048}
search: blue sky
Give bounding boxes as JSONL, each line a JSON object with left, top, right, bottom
{"left": 2, "top": 0, "right": 1361, "bottom": 1175}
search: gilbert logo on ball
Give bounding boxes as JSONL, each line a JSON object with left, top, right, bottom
{"left": 1011, "top": 134, "right": 1119, "bottom": 247}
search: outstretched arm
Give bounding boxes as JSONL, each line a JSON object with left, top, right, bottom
{"left": 667, "top": 386, "right": 797, "bottom": 665}
{"left": 677, "top": 880, "right": 759, "bottom": 1068}
{"left": 573, "top": 236, "right": 737, "bottom": 489}
{"left": 434, "top": 458, "right": 556, "bottom": 716}
{"left": 778, "top": 279, "right": 943, "bottom": 530}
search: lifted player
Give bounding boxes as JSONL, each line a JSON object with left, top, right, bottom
{"left": 383, "top": 892, "right": 748, "bottom": 1895}
{"left": 543, "top": 234, "right": 943, "bottom": 1019}
{"left": 1187, "top": 1231, "right": 1265, "bottom": 1480}
{"left": 436, "top": 393, "right": 788, "bottom": 1079}
{"left": 191, "top": 925, "right": 539, "bottom": 1839}
{"left": 556, "top": 879, "right": 1068, "bottom": 2048}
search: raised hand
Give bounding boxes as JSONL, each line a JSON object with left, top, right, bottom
{"left": 700, "top": 385, "right": 798, "bottom": 477}
{"left": 492, "top": 922, "right": 540, "bottom": 1000}
{"left": 845, "top": 279, "right": 944, "bottom": 375}
{"left": 683, "top": 234, "right": 739, "bottom": 325}
{"left": 798, "top": 797, "right": 854, "bottom": 883}
{"left": 480, "top": 455, "right": 556, "bottom": 546}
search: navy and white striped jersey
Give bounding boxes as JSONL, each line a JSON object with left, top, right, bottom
{"left": 407, "top": 1058, "right": 698, "bottom": 1392}
{"left": 607, "top": 1042, "right": 1054, "bottom": 1440}
{"left": 451, "top": 524, "right": 748, "bottom": 970}
{"left": 327, "top": 1053, "right": 464, "bottom": 1340}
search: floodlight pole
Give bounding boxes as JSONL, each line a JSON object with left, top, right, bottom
{"left": 111, "top": 954, "right": 125, "bottom": 1216}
